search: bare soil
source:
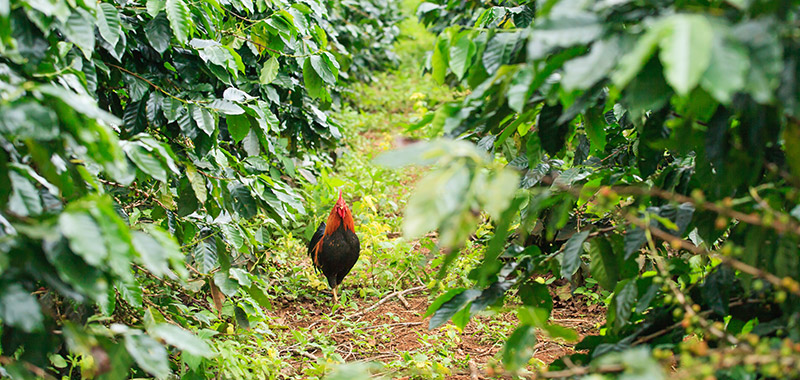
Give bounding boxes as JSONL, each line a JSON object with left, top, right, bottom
{"left": 269, "top": 276, "right": 605, "bottom": 379}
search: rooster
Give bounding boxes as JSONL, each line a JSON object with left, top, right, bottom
{"left": 307, "top": 190, "right": 360, "bottom": 303}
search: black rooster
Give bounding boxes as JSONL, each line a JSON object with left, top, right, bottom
{"left": 307, "top": 191, "right": 360, "bottom": 303}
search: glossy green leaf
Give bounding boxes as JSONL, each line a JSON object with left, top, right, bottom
{"left": 192, "top": 106, "right": 216, "bottom": 136}
{"left": 146, "top": 14, "right": 172, "bottom": 54}
{"left": 132, "top": 231, "right": 171, "bottom": 277}
{"left": 124, "top": 144, "right": 168, "bottom": 182}
{"left": 309, "top": 55, "right": 336, "bottom": 85}
{"left": 60, "top": 210, "right": 108, "bottom": 266}
{"left": 588, "top": 237, "right": 619, "bottom": 291}
{"left": 125, "top": 333, "right": 170, "bottom": 378}
{"left": 226, "top": 114, "right": 251, "bottom": 143}
{"left": 165, "top": 0, "right": 192, "bottom": 44}
{"left": 302, "top": 57, "right": 324, "bottom": 99}
{"left": 449, "top": 34, "right": 475, "bottom": 80}
{"left": 0, "top": 284, "right": 44, "bottom": 333}
{"left": 7, "top": 171, "right": 42, "bottom": 217}
{"left": 150, "top": 324, "right": 215, "bottom": 358}
{"left": 483, "top": 32, "right": 517, "bottom": 74}
{"left": 562, "top": 37, "right": 620, "bottom": 91}
{"left": 259, "top": 56, "right": 279, "bottom": 84}
{"left": 146, "top": 0, "right": 166, "bottom": 17}
{"left": 431, "top": 35, "right": 449, "bottom": 84}
{"left": 193, "top": 237, "right": 218, "bottom": 274}
{"left": 96, "top": 3, "right": 122, "bottom": 47}
{"left": 502, "top": 325, "right": 537, "bottom": 371}
{"left": 612, "top": 20, "right": 671, "bottom": 89}
{"left": 559, "top": 230, "right": 589, "bottom": 281}
{"left": 185, "top": 164, "right": 207, "bottom": 204}
{"left": 658, "top": 14, "right": 713, "bottom": 96}
{"left": 61, "top": 9, "right": 95, "bottom": 59}
{"left": 428, "top": 289, "right": 481, "bottom": 329}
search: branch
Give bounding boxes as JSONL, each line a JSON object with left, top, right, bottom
{"left": 98, "top": 178, "right": 174, "bottom": 211}
{"left": 626, "top": 212, "right": 800, "bottom": 297}
{"left": 106, "top": 63, "right": 195, "bottom": 105}
{"left": 345, "top": 286, "right": 426, "bottom": 319}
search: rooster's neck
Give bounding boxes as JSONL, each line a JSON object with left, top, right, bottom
{"left": 325, "top": 210, "right": 355, "bottom": 235}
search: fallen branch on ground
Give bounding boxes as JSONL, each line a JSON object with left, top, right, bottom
{"left": 347, "top": 286, "right": 426, "bottom": 320}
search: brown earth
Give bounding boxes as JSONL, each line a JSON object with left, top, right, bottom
{"left": 268, "top": 279, "right": 605, "bottom": 379}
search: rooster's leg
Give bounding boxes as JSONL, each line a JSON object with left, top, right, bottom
{"left": 333, "top": 286, "right": 338, "bottom": 303}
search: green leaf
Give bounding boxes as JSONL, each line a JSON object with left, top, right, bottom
{"left": 0, "top": 284, "right": 44, "bottom": 333}
{"left": 537, "top": 102, "right": 567, "bottom": 156}
{"left": 146, "top": 14, "right": 172, "bottom": 54}
{"left": 117, "top": 280, "right": 143, "bottom": 308}
{"left": 125, "top": 333, "right": 170, "bottom": 379}
{"left": 8, "top": 171, "right": 42, "bottom": 217}
{"left": 124, "top": 144, "right": 168, "bottom": 182}
{"left": 612, "top": 19, "right": 671, "bottom": 89}
{"left": 165, "top": 0, "right": 192, "bottom": 44}
{"left": 562, "top": 37, "right": 620, "bottom": 91}
{"left": 226, "top": 114, "right": 251, "bottom": 143}
{"left": 428, "top": 289, "right": 481, "bottom": 329}
{"left": 583, "top": 106, "right": 607, "bottom": 153}
{"left": 96, "top": 3, "right": 122, "bottom": 47}
{"left": 60, "top": 211, "right": 108, "bottom": 266}
{"left": 482, "top": 32, "right": 517, "bottom": 74}
{"left": 208, "top": 100, "right": 244, "bottom": 115}
{"left": 220, "top": 224, "right": 245, "bottom": 250}
{"left": 309, "top": 55, "right": 336, "bottom": 85}
{"left": 246, "top": 284, "right": 272, "bottom": 309}
{"left": 259, "top": 56, "right": 279, "bottom": 84}
{"left": 542, "top": 324, "right": 578, "bottom": 341}
{"left": 475, "top": 197, "right": 524, "bottom": 286}
{"left": 234, "top": 306, "right": 250, "bottom": 330}
{"left": 150, "top": 324, "right": 215, "bottom": 358}
{"left": 624, "top": 226, "right": 646, "bottom": 260}
{"left": 700, "top": 31, "right": 749, "bottom": 104}
{"left": 132, "top": 231, "right": 171, "bottom": 277}
{"left": 507, "top": 68, "right": 533, "bottom": 113}
{"left": 658, "top": 14, "right": 713, "bottom": 96}
{"left": 527, "top": 13, "right": 602, "bottom": 60}
{"left": 147, "top": 0, "right": 166, "bottom": 17}
{"left": 559, "top": 230, "right": 589, "bottom": 281}
{"left": 192, "top": 106, "right": 216, "bottom": 136}
{"left": 449, "top": 34, "right": 475, "bottom": 80}
{"left": 193, "top": 237, "right": 218, "bottom": 274}
{"left": 185, "top": 164, "right": 207, "bottom": 204}
{"left": 431, "top": 35, "right": 449, "bottom": 84}
{"left": 61, "top": 8, "right": 95, "bottom": 59}
{"left": 700, "top": 266, "right": 734, "bottom": 316}
{"left": 613, "top": 280, "right": 637, "bottom": 329}
{"left": 502, "top": 325, "right": 537, "bottom": 371}
{"left": 303, "top": 57, "right": 324, "bottom": 99}
{"left": 213, "top": 271, "right": 239, "bottom": 297}
{"left": 734, "top": 20, "right": 783, "bottom": 103}
{"left": 588, "top": 237, "right": 619, "bottom": 291}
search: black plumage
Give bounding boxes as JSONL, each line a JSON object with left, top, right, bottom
{"left": 307, "top": 191, "right": 360, "bottom": 303}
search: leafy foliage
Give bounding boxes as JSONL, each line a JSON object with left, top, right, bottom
{"left": 400, "top": 0, "right": 800, "bottom": 377}
{"left": 0, "top": 0, "right": 400, "bottom": 377}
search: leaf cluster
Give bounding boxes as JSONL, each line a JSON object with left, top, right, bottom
{"left": 402, "top": 0, "right": 800, "bottom": 377}
{"left": 0, "top": 0, "right": 400, "bottom": 377}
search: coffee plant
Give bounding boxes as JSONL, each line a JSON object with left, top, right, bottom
{"left": 392, "top": 0, "right": 800, "bottom": 377}
{"left": 0, "top": 0, "right": 400, "bottom": 378}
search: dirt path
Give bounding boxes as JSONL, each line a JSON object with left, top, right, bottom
{"left": 270, "top": 276, "right": 604, "bottom": 378}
